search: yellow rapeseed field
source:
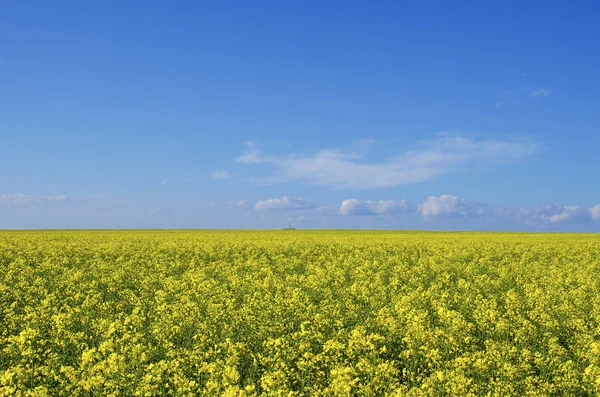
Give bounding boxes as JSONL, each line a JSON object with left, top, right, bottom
{"left": 1, "top": 230, "right": 600, "bottom": 396}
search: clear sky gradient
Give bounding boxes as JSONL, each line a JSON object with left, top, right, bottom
{"left": 2, "top": 1, "right": 599, "bottom": 230}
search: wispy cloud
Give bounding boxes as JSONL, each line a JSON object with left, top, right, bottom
{"left": 236, "top": 141, "right": 264, "bottom": 164}
{"left": 237, "top": 135, "right": 538, "bottom": 189}
{"left": 255, "top": 196, "right": 316, "bottom": 212}
{"left": 160, "top": 178, "right": 168, "bottom": 186}
{"left": 228, "top": 199, "right": 249, "bottom": 209}
{"left": 339, "top": 199, "right": 410, "bottom": 216}
{"left": 505, "top": 204, "right": 592, "bottom": 225}
{"left": 148, "top": 207, "right": 162, "bottom": 213}
{"left": 530, "top": 87, "right": 551, "bottom": 98}
{"left": 0, "top": 194, "right": 68, "bottom": 205}
{"left": 498, "top": 86, "right": 551, "bottom": 107}
{"left": 210, "top": 169, "right": 231, "bottom": 179}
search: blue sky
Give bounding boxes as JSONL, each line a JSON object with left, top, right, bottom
{"left": 2, "top": 1, "right": 600, "bottom": 230}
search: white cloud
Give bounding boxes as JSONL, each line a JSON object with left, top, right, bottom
{"left": 236, "top": 150, "right": 263, "bottom": 164}
{"left": 590, "top": 205, "right": 600, "bottom": 220}
{"left": 237, "top": 135, "right": 538, "bottom": 189}
{"left": 255, "top": 196, "right": 316, "bottom": 212}
{"left": 228, "top": 199, "right": 249, "bottom": 209}
{"left": 210, "top": 169, "right": 231, "bottom": 179}
{"left": 160, "top": 178, "right": 168, "bottom": 186}
{"left": 339, "top": 199, "right": 409, "bottom": 216}
{"left": 335, "top": 197, "right": 600, "bottom": 225}
{"left": 506, "top": 204, "right": 590, "bottom": 225}
{"left": 549, "top": 206, "right": 584, "bottom": 222}
{"left": 0, "top": 194, "right": 68, "bottom": 205}
{"left": 246, "top": 194, "right": 600, "bottom": 227}
{"left": 530, "top": 87, "right": 551, "bottom": 98}
{"left": 148, "top": 207, "right": 161, "bottom": 213}
{"left": 236, "top": 141, "right": 265, "bottom": 164}
{"left": 418, "top": 194, "right": 485, "bottom": 220}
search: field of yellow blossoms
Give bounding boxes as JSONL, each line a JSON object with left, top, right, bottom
{"left": 1, "top": 230, "right": 600, "bottom": 396}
